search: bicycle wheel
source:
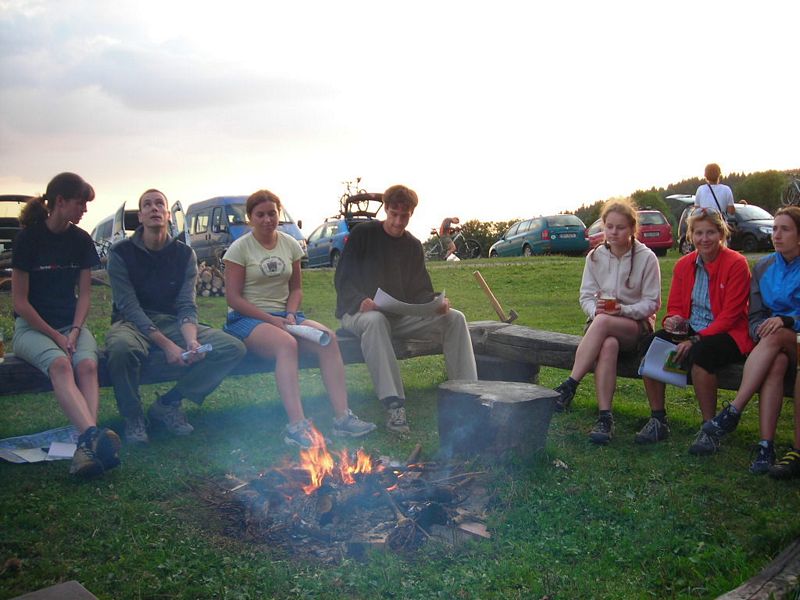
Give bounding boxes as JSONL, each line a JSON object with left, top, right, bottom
{"left": 426, "top": 243, "right": 444, "bottom": 260}
{"left": 457, "top": 239, "right": 482, "bottom": 260}
{"left": 782, "top": 181, "right": 800, "bottom": 206}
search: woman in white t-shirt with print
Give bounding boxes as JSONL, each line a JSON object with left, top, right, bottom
{"left": 223, "top": 190, "right": 375, "bottom": 449}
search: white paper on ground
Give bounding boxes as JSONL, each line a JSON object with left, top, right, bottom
{"left": 638, "top": 336, "right": 688, "bottom": 387}
{"left": 285, "top": 324, "right": 331, "bottom": 346}
{"left": 11, "top": 447, "right": 49, "bottom": 463}
{"left": 46, "top": 441, "right": 77, "bottom": 460}
{"left": 374, "top": 288, "right": 446, "bottom": 317}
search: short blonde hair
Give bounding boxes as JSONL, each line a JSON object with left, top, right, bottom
{"left": 687, "top": 207, "right": 729, "bottom": 243}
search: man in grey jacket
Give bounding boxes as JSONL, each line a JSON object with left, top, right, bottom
{"left": 105, "top": 189, "right": 246, "bottom": 443}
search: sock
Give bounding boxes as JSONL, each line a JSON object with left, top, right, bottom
{"left": 651, "top": 409, "right": 667, "bottom": 422}
{"left": 758, "top": 439, "right": 773, "bottom": 449}
{"left": 566, "top": 377, "right": 579, "bottom": 390}
{"left": 598, "top": 410, "right": 613, "bottom": 420}
{"left": 159, "top": 388, "right": 183, "bottom": 406}
{"left": 728, "top": 404, "right": 740, "bottom": 415}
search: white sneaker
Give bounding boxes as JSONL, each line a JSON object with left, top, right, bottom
{"left": 332, "top": 410, "right": 377, "bottom": 438}
{"left": 124, "top": 416, "right": 149, "bottom": 444}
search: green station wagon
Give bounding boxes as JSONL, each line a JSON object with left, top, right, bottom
{"left": 489, "top": 214, "right": 588, "bottom": 257}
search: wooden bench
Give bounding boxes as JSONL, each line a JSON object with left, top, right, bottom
{"left": 0, "top": 321, "right": 789, "bottom": 397}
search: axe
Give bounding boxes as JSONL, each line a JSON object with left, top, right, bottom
{"left": 473, "top": 271, "right": 518, "bottom": 323}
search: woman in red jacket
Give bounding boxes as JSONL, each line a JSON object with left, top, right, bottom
{"left": 640, "top": 208, "right": 753, "bottom": 455}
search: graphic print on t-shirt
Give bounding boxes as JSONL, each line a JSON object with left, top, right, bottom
{"left": 260, "top": 255, "right": 286, "bottom": 277}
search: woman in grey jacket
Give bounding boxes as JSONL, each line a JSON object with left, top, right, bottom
{"left": 554, "top": 199, "right": 662, "bottom": 444}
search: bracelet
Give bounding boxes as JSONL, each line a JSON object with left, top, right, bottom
{"left": 69, "top": 326, "right": 82, "bottom": 332}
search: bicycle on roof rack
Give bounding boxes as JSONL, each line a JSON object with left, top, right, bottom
{"left": 339, "top": 177, "right": 372, "bottom": 214}
{"left": 781, "top": 174, "right": 800, "bottom": 207}
{"left": 425, "top": 227, "right": 482, "bottom": 261}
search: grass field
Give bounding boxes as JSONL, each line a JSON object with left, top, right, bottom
{"left": 1, "top": 252, "right": 799, "bottom": 599}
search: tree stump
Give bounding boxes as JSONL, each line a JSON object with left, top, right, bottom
{"left": 437, "top": 380, "right": 556, "bottom": 460}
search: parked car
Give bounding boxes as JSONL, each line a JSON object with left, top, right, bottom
{"left": 586, "top": 209, "right": 673, "bottom": 256}
{"left": 488, "top": 214, "right": 588, "bottom": 257}
{"left": 90, "top": 200, "right": 186, "bottom": 261}
{"left": 306, "top": 193, "right": 383, "bottom": 268}
{"left": 678, "top": 203, "right": 774, "bottom": 254}
{"left": 0, "top": 194, "right": 33, "bottom": 257}
{"left": 185, "top": 196, "right": 306, "bottom": 267}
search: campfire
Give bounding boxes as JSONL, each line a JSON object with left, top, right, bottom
{"left": 207, "top": 423, "right": 492, "bottom": 562}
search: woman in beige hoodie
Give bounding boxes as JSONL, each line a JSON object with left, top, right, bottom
{"left": 554, "top": 199, "right": 662, "bottom": 444}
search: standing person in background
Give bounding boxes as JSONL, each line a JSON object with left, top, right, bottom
{"left": 335, "top": 185, "right": 477, "bottom": 434}
{"left": 694, "top": 163, "right": 735, "bottom": 218}
{"left": 702, "top": 206, "right": 800, "bottom": 473}
{"left": 11, "top": 172, "right": 121, "bottom": 478}
{"left": 224, "top": 189, "right": 376, "bottom": 449}
{"left": 106, "top": 189, "right": 246, "bottom": 444}
{"left": 553, "top": 199, "right": 662, "bottom": 444}
{"left": 640, "top": 208, "right": 753, "bottom": 456}
{"left": 439, "top": 216, "right": 460, "bottom": 259}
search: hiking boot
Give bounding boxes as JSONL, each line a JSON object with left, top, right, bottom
{"left": 749, "top": 443, "right": 775, "bottom": 475}
{"left": 702, "top": 403, "right": 741, "bottom": 438}
{"left": 588, "top": 414, "right": 614, "bottom": 445}
{"left": 148, "top": 397, "right": 194, "bottom": 436}
{"left": 688, "top": 428, "right": 720, "bottom": 456}
{"left": 69, "top": 427, "right": 106, "bottom": 478}
{"left": 634, "top": 417, "right": 670, "bottom": 445}
{"left": 768, "top": 448, "right": 800, "bottom": 480}
{"left": 386, "top": 406, "right": 410, "bottom": 434}
{"left": 92, "top": 428, "right": 121, "bottom": 472}
{"left": 554, "top": 379, "right": 577, "bottom": 412}
{"left": 124, "top": 416, "right": 149, "bottom": 444}
{"left": 332, "top": 410, "right": 377, "bottom": 438}
{"left": 283, "top": 419, "right": 317, "bottom": 449}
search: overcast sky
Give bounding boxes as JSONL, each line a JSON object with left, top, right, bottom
{"left": 1, "top": 0, "right": 798, "bottom": 239}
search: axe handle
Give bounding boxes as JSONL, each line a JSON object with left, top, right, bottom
{"left": 473, "top": 271, "right": 507, "bottom": 321}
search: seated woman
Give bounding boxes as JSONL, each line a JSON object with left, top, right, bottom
{"left": 11, "top": 173, "right": 121, "bottom": 478}
{"left": 641, "top": 208, "right": 753, "bottom": 456}
{"left": 703, "top": 206, "right": 800, "bottom": 473}
{"left": 554, "top": 199, "right": 661, "bottom": 444}
{"left": 223, "top": 190, "right": 376, "bottom": 449}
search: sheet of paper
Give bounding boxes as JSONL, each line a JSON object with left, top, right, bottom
{"left": 11, "top": 448, "right": 49, "bottom": 463}
{"left": 285, "top": 324, "right": 331, "bottom": 347}
{"left": 46, "top": 441, "right": 77, "bottom": 461}
{"left": 638, "top": 336, "right": 687, "bottom": 387}
{"left": 373, "top": 288, "right": 446, "bottom": 317}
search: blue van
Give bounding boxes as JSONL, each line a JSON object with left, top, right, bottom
{"left": 185, "top": 196, "right": 307, "bottom": 266}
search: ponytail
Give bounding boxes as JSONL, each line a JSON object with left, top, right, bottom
{"left": 18, "top": 172, "right": 91, "bottom": 228}
{"left": 19, "top": 197, "right": 49, "bottom": 228}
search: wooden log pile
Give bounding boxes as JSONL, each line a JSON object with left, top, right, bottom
{"left": 196, "top": 262, "right": 225, "bottom": 297}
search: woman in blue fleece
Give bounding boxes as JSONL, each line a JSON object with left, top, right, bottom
{"left": 703, "top": 206, "right": 800, "bottom": 474}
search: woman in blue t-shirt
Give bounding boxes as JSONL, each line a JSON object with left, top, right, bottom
{"left": 703, "top": 206, "right": 800, "bottom": 474}
{"left": 11, "top": 172, "right": 120, "bottom": 478}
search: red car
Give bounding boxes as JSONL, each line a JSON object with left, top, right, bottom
{"left": 586, "top": 209, "right": 673, "bottom": 256}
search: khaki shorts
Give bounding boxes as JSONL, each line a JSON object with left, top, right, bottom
{"left": 12, "top": 317, "right": 99, "bottom": 376}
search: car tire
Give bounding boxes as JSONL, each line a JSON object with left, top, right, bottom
{"left": 741, "top": 234, "right": 758, "bottom": 253}
{"left": 330, "top": 250, "right": 341, "bottom": 268}
{"left": 490, "top": 250, "right": 498, "bottom": 258}
{"left": 522, "top": 244, "right": 532, "bottom": 257}
{"left": 679, "top": 237, "right": 693, "bottom": 255}
{"left": 654, "top": 248, "right": 668, "bottom": 257}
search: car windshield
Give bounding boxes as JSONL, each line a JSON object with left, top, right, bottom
{"left": 736, "top": 205, "right": 772, "bottom": 221}
{"left": 547, "top": 215, "right": 584, "bottom": 228}
{"left": 0, "top": 197, "right": 28, "bottom": 219}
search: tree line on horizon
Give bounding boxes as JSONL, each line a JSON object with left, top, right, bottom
{"left": 438, "top": 168, "right": 798, "bottom": 257}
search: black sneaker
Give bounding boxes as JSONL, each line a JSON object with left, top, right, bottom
{"left": 688, "top": 429, "right": 720, "bottom": 456}
{"left": 749, "top": 443, "right": 775, "bottom": 475}
{"left": 702, "top": 403, "right": 741, "bottom": 438}
{"left": 634, "top": 417, "right": 670, "bottom": 445}
{"left": 554, "top": 380, "right": 577, "bottom": 412}
{"left": 588, "top": 415, "right": 614, "bottom": 445}
{"left": 769, "top": 448, "right": 800, "bottom": 480}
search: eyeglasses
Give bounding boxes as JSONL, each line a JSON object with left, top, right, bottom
{"left": 690, "top": 207, "right": 713, "bottom": 217}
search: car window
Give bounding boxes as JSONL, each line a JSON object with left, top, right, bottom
{"left": 308, "top": 224, "right": 326, "bottom": 243}
{"left": 736, "top": 205, "right": 772, "bottom": 221}
{"left": 639, "top": 212, "right": 668, "bottom": 225}
{"left": 226, "top": 204, "right": 247, "bottom": 225}
{"left": 587, "top": 219, "right": 603, "bottom": 235}
{"left": 506, "top": 223, "right": 521, "bottom": 237}
{"left": 212, "top": 207, "right": 225, "bottom": 232}
{"left": 529, "top": 219, "right": 544, "bottom": 232}
{"left": 547, "top": 215, "right": 584, "bottom": 227}
{"left": 193, "top": 212, "right": 209, "bottom": 234}
{"left": 97, "top": 219, "right": 113, "bottom": 241}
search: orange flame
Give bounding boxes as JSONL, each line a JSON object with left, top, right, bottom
{"left": 298, "top": 425, "right": 378, "bottom": 494}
